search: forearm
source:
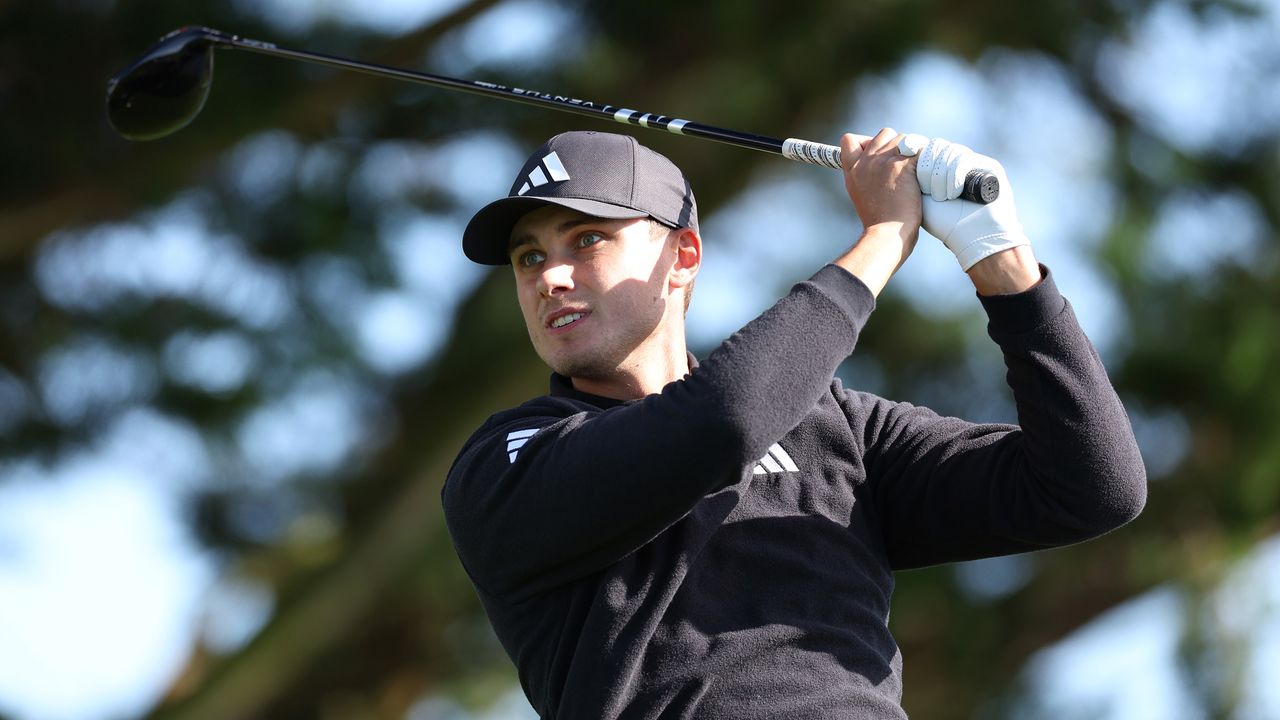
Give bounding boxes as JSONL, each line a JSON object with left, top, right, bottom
{"left": 834, "top": 224, "right": 915, "bottom": 298}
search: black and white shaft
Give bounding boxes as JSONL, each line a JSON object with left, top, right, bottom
{"left": 107, "top": 26, "right": 997, "bottom": 203}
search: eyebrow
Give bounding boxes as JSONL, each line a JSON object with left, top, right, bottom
{"left": 507, "top": 216, "right": 625, "bottom": 256}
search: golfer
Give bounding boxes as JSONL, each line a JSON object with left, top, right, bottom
{"left": 442, "top": 128, "right": 1146, "bottom": 719}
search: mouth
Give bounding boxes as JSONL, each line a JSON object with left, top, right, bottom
{"left": 545, "top": 309, "right": 589, "bottom": 331}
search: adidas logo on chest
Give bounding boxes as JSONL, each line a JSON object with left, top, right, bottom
{"left": 506, "top": 429, "right": 799, "bottom": 476}
{"left": 752, "top": 443, "right": 799, "bottom": 475}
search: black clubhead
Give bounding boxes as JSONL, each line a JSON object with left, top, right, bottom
{"left": 107, "top": 27, "right": 219, "bottom": 141}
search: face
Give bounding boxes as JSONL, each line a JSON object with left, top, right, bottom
{"left": 508, "top": 206, "right": 683, "bottom": 384}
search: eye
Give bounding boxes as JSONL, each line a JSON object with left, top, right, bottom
{"left": 576, "top": 231, "right": 605, "bottom": 249}
{"left": 515, "top": 249, "right": 545, "bottom": 268}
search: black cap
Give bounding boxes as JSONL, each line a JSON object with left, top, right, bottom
{"left": 462, "top": 131, "right": 699, "bottom": 265}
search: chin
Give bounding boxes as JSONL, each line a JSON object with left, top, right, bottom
{"left": 550, "top": 355, "right": 616, "bottom": 382}
{"left": 540, "top": 343, "right": 623, "bottom": 382}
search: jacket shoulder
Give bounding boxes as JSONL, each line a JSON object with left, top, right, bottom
{"left": 467, "top": 394, "right": 593, "bottom": 446}
{"left": 446, "top": 394, "right": 596, "bottom": 485}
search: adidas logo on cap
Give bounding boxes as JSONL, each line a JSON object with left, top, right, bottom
{"left": 517, "top": 151, "right": 571, "bottom": 196}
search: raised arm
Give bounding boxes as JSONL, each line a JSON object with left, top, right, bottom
{"left": 852, "top": 135, "right": 1146, "bottom": 567}
{"left": 858, "top": 270, "right": 1146, "bottom": 567}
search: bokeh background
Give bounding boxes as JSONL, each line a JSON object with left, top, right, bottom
{"left": 2, "top": 0, "right": 1279, "bottom": 718}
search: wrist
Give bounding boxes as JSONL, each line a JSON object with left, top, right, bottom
{"left": 967, "top": 245, "right": 1042, "bottom": 296}
{"left": 863, "top": 221, "right": 917, "bottom": 246}
{"left": 833, "top": 224, "right": 917, "bottom": 297}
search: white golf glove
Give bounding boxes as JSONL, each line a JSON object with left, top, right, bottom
{"left": 899, "top": 134, "right": 1030, "bottom": 271}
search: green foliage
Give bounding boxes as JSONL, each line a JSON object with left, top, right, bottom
{"left": 2, "top": 0, "right": 1278, "bottom": 718}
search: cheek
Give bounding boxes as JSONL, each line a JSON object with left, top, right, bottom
{"left": 615, "top": 244, "right": 669, "bottom": 291}
{"left": 514, "top": 280, "right": 540, "bottom": 322}
{"left": 637, "top": 249, "right": 675, "bottom": 303}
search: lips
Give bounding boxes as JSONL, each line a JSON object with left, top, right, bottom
{"left": 545, "top": 307, "right": 589, "bottom": 330}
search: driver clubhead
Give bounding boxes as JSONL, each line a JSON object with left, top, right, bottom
{"left": 107, "top": 27, "right": 218, "bottom": 141}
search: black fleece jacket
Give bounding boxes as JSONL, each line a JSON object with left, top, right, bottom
{"left": 442, "top": 263, "right": 1147, "bottom": 719}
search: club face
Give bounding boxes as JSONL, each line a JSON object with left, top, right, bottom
{"left": 107, "top": 27, "right": 218, "bottom": 141}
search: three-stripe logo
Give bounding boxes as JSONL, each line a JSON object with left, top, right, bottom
{"left": 517, "top": 151, "right": 571, "bottom": 196}
{"left": 505, "top": 428, "right": 540, "bottom": 463}
{"left": 752, "top": 443, "right": 799, "bottom": 475}
{"left": 505, "top": 429, "right": 796, "bottom": 473}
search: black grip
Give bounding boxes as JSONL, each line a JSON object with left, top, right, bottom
{"left": 962, "top": 171, "right": 1000, "bottom": 204}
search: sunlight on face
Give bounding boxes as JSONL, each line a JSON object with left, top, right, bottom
{"left": 508, "top": 207, "right": 676, "bottom": 389}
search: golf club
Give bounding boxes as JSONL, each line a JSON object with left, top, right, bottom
{"left": 107, "top": 26, "right": 999, "bottom": 204}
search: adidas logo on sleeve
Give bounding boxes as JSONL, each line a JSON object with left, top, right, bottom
{"left": 505, "top": 428, "right": 541, "bottom": 463}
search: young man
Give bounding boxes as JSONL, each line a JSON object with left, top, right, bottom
{"left": 443, "top": 129, "right": 1146, "bottom": 719}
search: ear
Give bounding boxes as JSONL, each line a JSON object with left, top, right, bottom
{"left": 667, "top": 228, "right": 701, "bottom": 291}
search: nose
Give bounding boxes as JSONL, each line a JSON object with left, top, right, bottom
{"left": 536, "top": 258, "right": 574, "bottom": 297}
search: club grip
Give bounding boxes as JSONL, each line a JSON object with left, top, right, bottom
{"left": 780, "top": 138, "right": 999, "bottom": 204}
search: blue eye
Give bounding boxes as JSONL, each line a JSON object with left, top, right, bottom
{"left": 516, "top": 249, "right": 545, "bottom": 268}
{"left": 577, "top": 231, "right": 604, "bottom": 248}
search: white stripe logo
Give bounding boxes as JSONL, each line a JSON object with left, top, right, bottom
{"left": 752, "top": 443, "right": 800, "bottom": 475}
{"left": 505, "top": 428, "right": 540, "bottom": 463}
{"left": 517, "top": 151, "right": 571, "bottom": 196}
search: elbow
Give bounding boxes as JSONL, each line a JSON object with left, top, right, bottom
{"left": 1099, "top": 415, "right": 1150, "bottom": 530}
{"left": 1125, "top": 464, "right": 1149, "bottom": 521}
{"left": 1107, "top": 471, "right": 1147, "bottom": 528}
{"left": 1071, "top": 430, "right": 1149, "bottom": 535}
{"left": 1108, "top": 439, "right": 1149, "bottom": 527}
{"left": 1033, "top": 458, "right": 1147, "bottom": 543}
{"left": 1082, "top": 463, "right": 1148, "bottom": 535}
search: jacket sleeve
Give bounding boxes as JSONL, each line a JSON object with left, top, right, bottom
{"left": 853, "top": 267, "right": 1147, "bottom": 569}
{"left": 443, "top": 265, "right": 876, "bottom": 599}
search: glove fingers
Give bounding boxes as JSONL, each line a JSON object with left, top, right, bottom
{"left": 916, "top": 138, "right": 941, "bottom": 199}
{"left": 898, "top": 133, "right": 928, "bottom": 158}
{"left": 938, "top": 140, "right": 974, "bottom": 201}
{"left": 930, "top": 141, "right": 955, "bottom": 200}
{"left": 917, "top": 137, "right": 980, "bottom": 201}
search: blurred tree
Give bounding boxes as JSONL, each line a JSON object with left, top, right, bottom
{"left": 2, "top": 0, "right": 1277, "bottom": 719}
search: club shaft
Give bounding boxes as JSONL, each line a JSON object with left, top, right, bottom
{"left": 212, "top": 30, "right": 839, "bottom": 167}
{"left": 160, "top": 27, "right": 994, "bottom": 203}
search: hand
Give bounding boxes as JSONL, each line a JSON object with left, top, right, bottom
{"left": 909, "top": 136, "right": 1031, "bottom": 272}
{"left": 832, "top": 129, "right": 924, "bottom": 297}
{"left": 840, "top": 128, "right": 922, "bottom": 249}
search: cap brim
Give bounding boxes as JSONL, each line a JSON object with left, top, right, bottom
{"left": 462, "top": 196, "right": 650, "bottom": 265}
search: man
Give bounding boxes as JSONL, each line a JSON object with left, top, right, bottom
{"left": 442, "top": 128, "right": 1146, "bottom": 718}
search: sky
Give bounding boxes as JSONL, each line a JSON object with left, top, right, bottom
{"left": 3, "top": 0, "right": 1279, "bottom": 718}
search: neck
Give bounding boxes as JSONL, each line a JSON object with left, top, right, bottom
{"left": 571, "top": 319, "right": 689, "bottom": 401}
